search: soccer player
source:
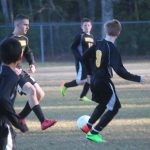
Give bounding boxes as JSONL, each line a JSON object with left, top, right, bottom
{"left": 61, "top": 18, "right": 95, "bottom": 101}
{"left": 8, "top": 14, "right": 56, "bottom": 130}
{"left": 81, "top": 19, "right": 144, "bottom": 142}
{"left": 0, "top": 38, "right": 28, "bottom": 149}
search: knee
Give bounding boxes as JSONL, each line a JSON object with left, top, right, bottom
{"left": 27, "top": 85, "right": 36, "bottom": 96}
{"left": 37, "top": 90, "right": 45, "bottom": 101}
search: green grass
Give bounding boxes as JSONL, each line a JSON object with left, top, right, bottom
{"left": 14, "top": 62, "right": 150, "bottom": 150}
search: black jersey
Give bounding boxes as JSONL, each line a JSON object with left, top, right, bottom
{"left": 9, "top": 34, "right": 35, "bottom": 65}
{"left": 71, "top": 32, "right": 94, "bottom": 61}
{"left": 83, "top": 39, "right": 141, "bottom": 82}
{"left": 0, "top": 65, "right": 25, "bottom": 130}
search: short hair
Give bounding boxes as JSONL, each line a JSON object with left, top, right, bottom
{"left": 81, "top": 18, "right": 92, "bottom": 25}
{"left": 104, "top": 19, "right": 122, "bottom": 36}
{"left": 0, "top": 38, "right": 22, "bottom": 64}
{"left": 14, "top": 14, "right": 29, "bottom": 25}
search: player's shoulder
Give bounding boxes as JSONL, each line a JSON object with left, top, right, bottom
{"left": 1, "top": 65, "right": 17, "bottom": 78}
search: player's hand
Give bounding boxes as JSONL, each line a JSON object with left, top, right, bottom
{"left": 140, "top": 75, "right": 145, "bottom": 83}
{"left": 28, "top": 64, "right": 36, "bottom": 73}
{"left": 15, "top": 68, "right": 22, "bottom": 76}
{"left": 87, "top": 75, "right": 91, "bottom": 84}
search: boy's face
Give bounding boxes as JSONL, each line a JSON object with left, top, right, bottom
{"left": 81, "top": 22, "right": 92, "bottom": 34}
{"left": 16, "top": 19, "right": 29, "bottom": 35}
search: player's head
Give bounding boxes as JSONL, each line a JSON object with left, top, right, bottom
{"left": 104, "top": 19, "right": 122, "bottom": 37}
{"left": 81, "top": 18, "right": 92, "bottom": 34}
{"left": 14, "top": 14, "right": 29, "bottom": 35}
{"left": 0, "top": 38, "right": 23, "bottom": 65}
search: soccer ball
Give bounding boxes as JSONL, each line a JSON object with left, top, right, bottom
{"left": 77, "top": 115, "right": 90, "bottom": 129}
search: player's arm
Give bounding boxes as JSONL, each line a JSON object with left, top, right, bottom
{"left": 0, "top": 75, "right": 27, "bottom": 132}
{"left": 110, "top": 46, "right": 142, "bottom": 82}
{"left": 82, "top": 44, "right": 96, "bottom": 75}
{"left": 1, "top": 100, "right": 28, "bottom": 132}
{"left": 24, "top": 39, "right": 36, "bottom": 73}
{"left": 71, "top": 34, "right": 83, "bottom": 61}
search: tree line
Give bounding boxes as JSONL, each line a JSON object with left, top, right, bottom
{"left": 0, "top": 0, "right": 149, "bottom": 24}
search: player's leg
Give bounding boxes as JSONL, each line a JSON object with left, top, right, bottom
{"left": 18, "top": 71, "right": 57, "bottom": 130}
{"left": 87, "top": 81, "right": 121, "bottom": 142}
{"left": 60, "top": 61, "right": 80, "bottom": 96}
{"left": 33, "top": 83, "right": 45, "bottom": 102}
{"left": 21, "top": 82, "right": 57, "bottom": 130}
{"left": 81, "top": 104, "right": 106, "bottom": 134}
{"left": 78, "top": 63, "right": 91, "bottom": 101}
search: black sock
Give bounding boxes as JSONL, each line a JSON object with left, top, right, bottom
{"left": 64, "top": 80, "right": 78, "bottom": 88}
{"left": 80, "top": 82, "right": 90, "bottom": 98}
{"left": 91, "top": 128, "right": 100, "bottom": 134}
{"left": 19, "top": 102, "right": 32, "bottom": 119}
{"left": 87, "top": 122, "right": 92, "bottom": 129}
{"left": 32, "top": 105, "right": 45, "bottom": 123}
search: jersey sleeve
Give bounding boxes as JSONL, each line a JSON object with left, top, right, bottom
{"left": 0, "top": 100, "right": 25, "bottom": 131}
{"left": 83, "top": 44, "right": 96, "bottom": 75}
{"left": 23, "top": 38, "right": 35, "bottom": 65}
{"left": 110, "top": 46, "right": 141, "bottom": 82}
{"left": 71, "top": 34, "right": 82, "bottom": 61}
{"left": 0, "top": 73, "right": 24, "bottom": 131}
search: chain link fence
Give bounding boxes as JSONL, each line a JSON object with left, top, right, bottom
{"left": 0, "top": 21, "right": 150, "bottom": 62}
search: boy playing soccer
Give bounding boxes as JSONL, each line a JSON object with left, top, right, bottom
{"left": 8, "top": 14, "right": 56, "bottom": 130}
{"left": 82, "top": 19, "right": 144, "bottom": 142}
{"left": 61, "top": 18, "right": 95, "bottom": 101}
{"left": 0, "top": 38, "right": 28, "bottom": 149}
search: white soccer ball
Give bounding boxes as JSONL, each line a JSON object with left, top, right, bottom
{"left": 77, "top": 115, "right": 90, "bottom": 129}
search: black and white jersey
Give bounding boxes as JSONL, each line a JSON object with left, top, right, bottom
{"left": 83, "top": 39, "right": 141, "bottom": 82}
{"left": 9, "top": 34, "right": 35, "bottom": 66}
{"left": 71, "top": 32, "right": 95, "bottom": 61}
{"left": 0, "top": 65, "right": 23, "bottom": 129}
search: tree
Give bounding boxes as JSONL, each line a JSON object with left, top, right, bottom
{"left": 101, "top": 0, "right": 113, "bottom": 37}
{"left": 1, "top": 0, "right": 10, "bottom": 23}
{"left": 88, "top": 0, "right": 96, "bottom": 20}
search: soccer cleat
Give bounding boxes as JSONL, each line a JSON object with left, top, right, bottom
{"left": 80, "top": 96, "right": 92, "bottom": 102}
{"left": 60, "top": 86, "right": 67, "bottom": 96}
{"left": 81, "top": 124, "right": 91, "bottom": 133}
{"left": 86, "top": 132, "right": 104, "bottom": 143}
{"left": 41, "top": 119, "right": 57, "bottom": 130}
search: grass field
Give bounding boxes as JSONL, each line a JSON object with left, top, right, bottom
{"left": 15, "top": 61, "right": 150, "bottom": 150}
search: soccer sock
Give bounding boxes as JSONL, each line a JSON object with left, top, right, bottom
{"left": 32, "top": 105, "right": 45, "bottom": 123}
{"left": 91, "top": 128, "right": 100, "bottom": 134}
{"left": 19, "top": 102, "right": 32, "bottom": 119}
{"left": 94, "top": 108, "right": 119, "bottom": 132}
{"left": 64, "top": 80, "right": 78, "bottom": 88}
{"left": 80, "top": 82, "right": 90, "bottom": 98}
{"left": 87, "top": 122, "right": 93, "bottom": 129}
{"left": 88, "top": 104, "right": 106, "bottom": 124}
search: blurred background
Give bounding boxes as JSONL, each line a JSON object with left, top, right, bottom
{"left": 0, "top": 0, "right": 150, "bottom": 62}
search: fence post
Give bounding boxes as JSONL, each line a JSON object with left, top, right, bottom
{"left": 40, "top": 25, "right": 44, "bottom": 63}
{"left": 49, "top": 25, "right": 54, "bottom": 57}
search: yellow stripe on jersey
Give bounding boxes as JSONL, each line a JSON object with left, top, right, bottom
{"left": 84, "top": 37, "right": 94, "bottom": 43}
{"left": 18, "top": 40, "right": 27, "bottom": 47}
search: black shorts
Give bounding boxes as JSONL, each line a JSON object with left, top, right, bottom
{"left": 0, "top": 120, "right": 16, "bottom": 150}
{"left": 17, "top": 70, "right": 36, "bottom": 95}
{"left": 75, "top": 61, "right": 87, "bottom": 80}
{"left": 90, "top": 78, "right": 121, "bottom": 110}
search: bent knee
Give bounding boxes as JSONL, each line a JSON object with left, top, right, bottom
{"left": 23, "top": 85, "right": 36, "bottom": 96}
{"left": 37, "top": 90, "right": 45, "bottom": 101}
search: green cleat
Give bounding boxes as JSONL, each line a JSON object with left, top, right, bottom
{"left": 86, "top": 132, "right": 104, "bottom": 143}
{"left": 80, "top": 96, "right": 92, "bottom": 102}
{"left": 60, "top": 86, "right": 67, "bottom": 96}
